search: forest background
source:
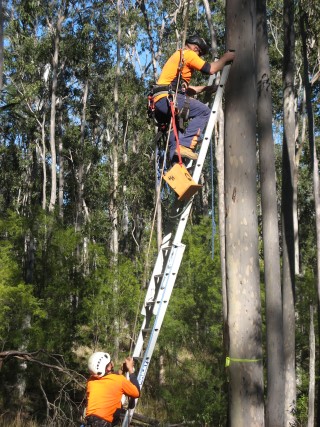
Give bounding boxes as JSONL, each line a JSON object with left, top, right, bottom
{"left": 0, "top": 0, "right": 320, "bottom": 426}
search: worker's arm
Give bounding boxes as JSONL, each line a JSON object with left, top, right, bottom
{"left": 123, "top": 357, "right": 140, "bottom": 397}
{"left": 209, "top": 51, "right": 235, "bottom": 74}
{"left": 186, "top": 84, "right": 218, "bottom": 96}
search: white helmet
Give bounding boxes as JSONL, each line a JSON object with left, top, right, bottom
{"left": 88, "top": 352, "right": 111, "bottom": 377}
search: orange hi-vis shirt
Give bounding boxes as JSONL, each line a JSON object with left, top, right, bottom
{"left": 86, "top": 373, "right": 140, "bottom": 422}
{"left": 154, "top": 49, "right": 208, "bottom": 103}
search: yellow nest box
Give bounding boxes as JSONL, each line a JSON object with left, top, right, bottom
{"left": 163, "top": 163, "right": 202, "bottom": 201}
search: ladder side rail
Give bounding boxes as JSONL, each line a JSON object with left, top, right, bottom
{"left": 123, "top": 244, "right": 185, "bottom": 427}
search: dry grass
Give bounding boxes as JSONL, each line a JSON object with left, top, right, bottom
{"left": 0, "top": 411, "right": 38, "bottom": 427}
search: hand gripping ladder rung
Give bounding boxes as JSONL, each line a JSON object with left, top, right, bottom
{"left": 122, "top": 63, "right": 231, "bottom": 427}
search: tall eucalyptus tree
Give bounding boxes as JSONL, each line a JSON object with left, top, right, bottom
{"left": 257, "top": 1, "right": 284, "bottom": 426}
{"left": 225, "top": 0, "right": 264, "bottom": 425}
{"left": 282, "top": 0, "right": 297, "bottom": 424}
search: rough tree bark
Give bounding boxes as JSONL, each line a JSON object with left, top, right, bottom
{"left": 225, "top": 0, "right": 264, "bottom": 425}
{"left": 256, "top": 1, "right": 284, "bottom": 426}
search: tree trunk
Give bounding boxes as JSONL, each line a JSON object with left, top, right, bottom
{"left": 225, "top": 1, "right": 264, "bottom": 426}
{"left": 300, "top": 3, "right": 320, "bottom": 310}
{"left": 75, "top": 78, "right": 89, "bottom": 232}
{"left": 282, "top": 0, "right": 297, "bottom": 425}
{"left": 155, "top": 147, "right": 162, "bottom": 250}
{"left": 300, "top": 11, "right": 320, "bottom": 426}
{"left": 216, "top": 109, "right": 227, "bottom": 326}
{"left": 111, "top": 0, "right": 121, "bottom": 359}
{"left": 49, "top": 14, "right": 64, "bottom": 212}
{"left": 202, "top": 0, "right": 217, "bottom": 55}
{"left": 41, "top": 114, "right": 47, "bottom": 210}
{"left": 307, "top": 305, "right": 315, "bottom": 427}
{"left": 256, "top": 1, "right": 284, "bottom": 426}
{"left": 0, "top": 0, "right": 3, "bottom": 91}
{"left": 58, "top": 111, "right": 64, "bottom": 218}
{"left": 138, "top": 0, "right": 163, "bottom": 248}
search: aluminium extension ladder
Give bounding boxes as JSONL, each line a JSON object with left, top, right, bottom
{"left": 122, "top": 63, "right": 231, "bottom": 426}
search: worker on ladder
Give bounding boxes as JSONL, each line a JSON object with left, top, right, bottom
{"left": 151, "top": 34, "right": 235, "bottom": 162}
{"left": 84, "top": 352, "right": 140, "bottom": 427}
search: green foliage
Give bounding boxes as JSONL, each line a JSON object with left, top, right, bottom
{"left": 0, "top": 214, "right": 45, "bottom": 349}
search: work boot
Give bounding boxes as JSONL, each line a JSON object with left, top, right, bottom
{"left": 175, "top": 145, "right": 198, "bottom": 160}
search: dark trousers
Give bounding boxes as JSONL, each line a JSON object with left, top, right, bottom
{"left": 85, "top": 415, "right": 113, "bottom": 427}
{"left": 155, "top": 94, "right": 211, "bottom": 159}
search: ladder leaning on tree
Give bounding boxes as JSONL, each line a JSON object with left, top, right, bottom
{"left": 122, "top": 62, "right": 232, "bottom": 427}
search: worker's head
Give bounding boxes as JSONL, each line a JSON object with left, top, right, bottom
{"left": 88, "top": 352, "right": 112, "bottom": 377}
{"left": 186, "top": 35, "right": 209, "bottom": 56}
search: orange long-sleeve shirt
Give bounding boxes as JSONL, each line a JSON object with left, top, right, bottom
{"left": 154, "top": 49, "right": 208, "bottom": 102}
{"left": 86, "top": 373, "right": 140, "bottom": 422}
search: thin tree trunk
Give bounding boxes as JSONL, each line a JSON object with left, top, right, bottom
{"left": 202, "top": 0, "right": 217, "bottom": 55}
{"left": 0, "top": 0, "right": 3, "bottom": 91}
{"left": 58, "top": 111, "right": 64, "bottom": 218}
{"left": 307, "top": 305, "right": 315, "bottom": 427}
{"left": 41, "top": 114, "right": 47, "bottom": 210}
{"left": 225, "top": 1, "right": 264, "bottom": 426}
{"left": 111, "top": 0, "right": 121, "bottom": 359}
{"left": 256, "top": 1, "right": 284, "bottom": 426}
{"left": 49, "top": 14, "right": 64, "bottom": 212}
{"left": 300, "top": 12, "right": 320, "bottom": 426}
{"left": 282, "top": 0, "right": 297, "bottom": 424}
{"left": 138, "top": 0, "right": 163, "bottom": 248}
{"left": 300, "top": 3, "right": 320, "bottom": 310}
{"left": 155, "top": 147, "right": 162, "bottom": 249}
{"left": 76, "top": 78, "right": 89, "bottom": 232}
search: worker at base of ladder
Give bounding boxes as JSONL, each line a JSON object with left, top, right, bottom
{"left": 84, "top": 352, "right": 140, "bottom": 427}
{"left": 151, "top": 34, "right": 235, "bottom": 162}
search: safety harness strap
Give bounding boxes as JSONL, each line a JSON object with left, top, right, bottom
{"left": 169, "top": 99, "right": 183, "bottom": 166}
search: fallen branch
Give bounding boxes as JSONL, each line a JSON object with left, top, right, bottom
{"left": 0, "top": 349, "right": 86, "bottom": 388}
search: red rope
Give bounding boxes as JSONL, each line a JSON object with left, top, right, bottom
{"left": 169, "top": 100, "right": 183, "bottom": 166}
